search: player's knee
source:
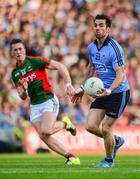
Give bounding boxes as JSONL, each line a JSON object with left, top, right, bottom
{"left": 85, "top": 123, "right": 98, "bottom": 134}
{"left": 41, "top": 129, "right": 54, "bottom": 136}
{"left": 102, "top": 124, "right": 110, "bottom": 136}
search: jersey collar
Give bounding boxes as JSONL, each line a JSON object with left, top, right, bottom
{"left": 16, "top": 58, "right": 26, "bottom": 68}
{"left": 94, "top": 35, "right": 111, "bottom": 51}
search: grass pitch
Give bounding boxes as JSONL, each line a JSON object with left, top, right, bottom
{"left": 0, "top": 154, "right": 139, "bottom": 179}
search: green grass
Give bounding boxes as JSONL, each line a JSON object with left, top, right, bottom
{"left": 0, "top": 154, "right": 140, "bottom": 179}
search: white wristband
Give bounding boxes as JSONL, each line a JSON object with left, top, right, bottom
{"left": 75, "top": 85, "right": 84, "bottom": 94}
{"left": 80, "top": 85, "right": 84, "bottom": 91}
{"left": 106, "top": 88, "right": 112, "bottom": 95}
{"left": 65, "top": 82, "right": 72, "bottom": 88}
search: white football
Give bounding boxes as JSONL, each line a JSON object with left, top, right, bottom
{"left": 84, "top": 77, "right": 104, "bottom": 96}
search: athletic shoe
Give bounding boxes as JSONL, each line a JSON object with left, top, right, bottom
{"left": 113, "top": 136, "right": 125, "bottom": 159}
{"left": 96, "top": 159, "right": 115, "bottom": 168}
{"left": 65, "top": 157, "right": 80, "bottom": 165}
{"left": 62, "top": 116, "right": 77, "bottom": 136}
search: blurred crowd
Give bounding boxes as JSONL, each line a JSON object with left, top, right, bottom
{"left": 0, "top": 0, "right": 140, "bottom": 147}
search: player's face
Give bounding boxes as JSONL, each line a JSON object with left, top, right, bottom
{"left": 11, "top": 43, "right": 26, "bottom": 61}
{"left": 94, "top": 19, "right": 110, "bottom": 39}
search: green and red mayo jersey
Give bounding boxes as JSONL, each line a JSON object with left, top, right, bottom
{"left": 11, "top": 56, "right": 54, "bottom": 105}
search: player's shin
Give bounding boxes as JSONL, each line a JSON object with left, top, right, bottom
{"left": 103, "top": 132, "right": 115, "bottom": 160}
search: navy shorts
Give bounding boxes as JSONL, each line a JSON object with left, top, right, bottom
{"left": 90, "top": 90, "right": 130, "bottom": 118}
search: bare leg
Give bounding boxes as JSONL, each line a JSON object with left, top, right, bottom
{"left": 41, "top": 134, "right": 68, "bottom": 156}
{"left": 85, "top": 109, "right": 116, "bottom": 158}
{"left": 41, "top": 112, "right": 65, "bottom": 135}
{"left": 32, "top": 113, "right": 69, "bottom": 156}
{"left": 102, "top": 116, "right": 116, "bottom": 157}
{"left": 85, "top": 109, "right": 105, "bottom": 138}
{"left": 30, "top": 105, "right": 80, "bottom": 165}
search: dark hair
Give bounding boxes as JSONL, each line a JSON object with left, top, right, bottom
{"left": 10, "top": 38, "right": 24, "bottom": 49}
{"left": 94, "top": 14, "right": 112, "bottom": 27}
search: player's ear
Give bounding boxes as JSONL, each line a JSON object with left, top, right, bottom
{"left": 107, "top": 27, "right": 110, "bottom": 33}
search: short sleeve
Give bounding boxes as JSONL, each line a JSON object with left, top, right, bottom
{"left": 41, "top": 57, "right": 50, "bottom": 69}
{"left": 111, "top": 45, "right": 124, "bottom": 68}
{"left": 28, "top": 56, "right": 51, "bottom": 69}
{"left": 87, "top": 45, "right": 92, "bottom": 63}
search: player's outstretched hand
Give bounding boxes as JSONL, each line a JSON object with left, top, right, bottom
{"left": 71, "top": 86, "right": 84, "bottom": 103}
{"left": 66, "top": 85, "right": 76, "bottom": 97}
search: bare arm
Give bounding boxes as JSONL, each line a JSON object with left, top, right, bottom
{"left": 82, "top": 61, "right": 95, "bottom": 83}
{"left": 71, "top": 61, "right": 95, "bottom": 103}
{"left": 48, "top": 60, "right": 75, "bottom": 96}
{"left": 48, "top": 60, "right": 72, "bottom": 84}
{"left": 77, "top": 61, "right": 95, "bottom": 92}
{"left": 17, "top": 86, "right": 27, "bottom": 100}
{"left": 17, "top": 79, "right": 28, "bottom": 100}
{"left": 98, "top": 65, "right": 125, "bottom": 97}
{"left": 109, "top": 66, "right": 125, "bottom": 92}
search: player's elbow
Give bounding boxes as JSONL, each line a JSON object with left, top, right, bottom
{"left": 41, "top": 129, "right": 54, "bottom": 137}
{"left": 49, "top": 60, "right": 65, "bottom": 71}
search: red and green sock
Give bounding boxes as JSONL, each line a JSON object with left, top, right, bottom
{"left": 64, "top": 152, "right": 76, "bottom": 159}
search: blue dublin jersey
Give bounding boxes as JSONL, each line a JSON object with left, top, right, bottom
{"left": 87, "top": 36, "right": 130, "bottom": 93}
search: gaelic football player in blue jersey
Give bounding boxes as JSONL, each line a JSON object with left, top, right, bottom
{"left": 72, "top": 14, "right": 130, "bottom": 167}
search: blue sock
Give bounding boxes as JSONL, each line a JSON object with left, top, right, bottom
{"left": 114, "top": 135, "right": 119, "bottom": 144}
{"left": 105, "top": 156, "right": 113, "bottom": 163}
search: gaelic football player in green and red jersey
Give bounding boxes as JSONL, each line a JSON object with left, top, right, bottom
{"left": 10, "top": 38, "right": 80, "bottom": 165}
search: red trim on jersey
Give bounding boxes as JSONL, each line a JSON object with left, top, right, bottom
{"left": 19, "top": 70, "right": 53, "bottom": 93}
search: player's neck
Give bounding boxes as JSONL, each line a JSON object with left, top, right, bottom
{"left": 97, "top": 34, "right": 108, "bottom": 48}
{"left": 17, "top": 60, "right": 24, "bottom": 67}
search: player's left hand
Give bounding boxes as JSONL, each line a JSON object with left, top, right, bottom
{"left": 95, "top": 88, "right": 111, "bottom": 98}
